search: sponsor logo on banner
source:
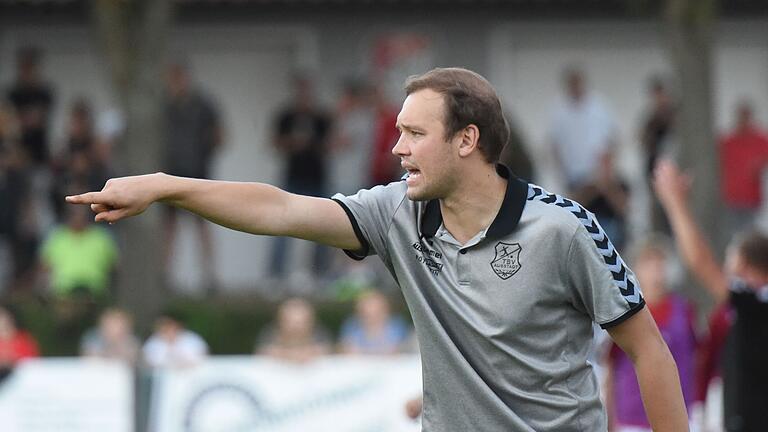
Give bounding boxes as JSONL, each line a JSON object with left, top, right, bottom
{"left": 152, "top": 356, "right": 422, "bottom": 432}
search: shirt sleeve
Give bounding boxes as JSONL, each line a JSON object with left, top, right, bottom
{"left": 331, "top": 181, "right": 407, "bottom": 265}
{"left": 566, "top": 221, "right": 645, "bottom": 329}
{"left": 187, "top": 332, "right": 209, "bottom": 358}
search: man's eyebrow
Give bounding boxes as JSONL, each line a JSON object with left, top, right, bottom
{"left": 396, "top": 122, "right": 422, "bottom": 132}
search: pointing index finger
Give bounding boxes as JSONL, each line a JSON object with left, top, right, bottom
{"left": 65, "top": 191, "right": 105, "bottom": 205}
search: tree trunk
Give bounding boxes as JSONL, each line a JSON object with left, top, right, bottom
{"left": 664, "top": 0, "right": 722, "bottom": 250}
{"left": 91, "top": 0, "right": 174, "bottom": 332}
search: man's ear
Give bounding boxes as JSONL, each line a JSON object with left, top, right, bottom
{"left": 457, "top": 124, "right": 480, "bottom": 158}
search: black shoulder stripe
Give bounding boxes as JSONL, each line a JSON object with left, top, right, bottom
{"left": 331, "top": 198, "right": 369, "bottom": 261}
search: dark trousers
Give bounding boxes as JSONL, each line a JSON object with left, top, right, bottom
{"left": 269, "top": 179, "right": 330, "bottom": 278}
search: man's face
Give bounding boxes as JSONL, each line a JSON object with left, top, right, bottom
{"left": 0, "top": 310, "right": 13, "bottom": 336}
{"left": 737, "top": 104, "right": 754, "bottom": 129}
{"left": 278, "top": 300, "right": 314, "bottom": 336}
{"left": 67, "top": 204, "right": 90, "bottom": 231}
{"left": 635, "top": 250, "right": 667, "bottom": 300}
{"left": 357, "top": 292, "right": 390, "bottom": 327}
{"left": 166, "top": 65, "right": 189, "bottom": 97}
{"left": 157, "top": 318, "right": 181, "bottom": 342}
{"left": 566, "top": 73, "right": 585, "bottom": 102}
{"left": 294, "top": 78, "right": 314, "bottom": 110}
{"left": 101, "top": 313, "right": 130, "bottom": 341}
{"left": 727, "top": 249, "right": 768, "bottom": 288}
{"left": 392, "top": 89, "right": 459, "bottom": 201}
{"left": 17, "top": 59, "right": 38, "bottom": 83}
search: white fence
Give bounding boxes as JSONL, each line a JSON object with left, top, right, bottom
{"left": 0, "top": 356, "right": 422, "bottom": 432}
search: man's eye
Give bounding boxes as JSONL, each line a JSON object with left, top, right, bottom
{"left": 412, "top": 131, "right": 423, "bottom": 137}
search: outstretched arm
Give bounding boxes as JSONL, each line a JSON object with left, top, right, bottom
{"left": 66, "top": 173, "right": 363, "bottom": 251}
{"left": 652, "top": 160, "right": 728, "bottom": 303}
{"left": 607, "top": 309, "right": 689, "bottom": 431}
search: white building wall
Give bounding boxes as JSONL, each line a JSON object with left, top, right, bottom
{"left": 2, "top": 18, "right": 767, "bottom": 290}
{"left": 489, "top": 20, "right": 768, "bottom": 234}
{"left": 0, "top": 24, "right": 318, "bottom": 292}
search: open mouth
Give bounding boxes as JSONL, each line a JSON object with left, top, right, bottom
{"left": 405, "top": 168, "right": 422, "bottom": 181}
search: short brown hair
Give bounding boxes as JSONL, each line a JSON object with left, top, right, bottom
{"left": 404, "top": 67, "right": 509, "bottom": 163}
{"left": 629, "top": 233, "right": 674, "bottom": 264}
{"left": 733, "top": 230, "right": 768, "bottom": 274}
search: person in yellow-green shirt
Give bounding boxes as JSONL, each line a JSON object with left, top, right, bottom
{"left": 40, "top": 204, "right": 117, "bottom": 299}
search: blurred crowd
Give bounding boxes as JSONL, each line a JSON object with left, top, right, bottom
{"left": 1, "top": 287, "right": 415, "bottom": 371}
{"left": 1, "top": 45, "right": 768, "bottom": 431}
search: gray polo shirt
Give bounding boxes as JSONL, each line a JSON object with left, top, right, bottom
{"left": 332, "top": 165, "right": 644, "bottom": 431}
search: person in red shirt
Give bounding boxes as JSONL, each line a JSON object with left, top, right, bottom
{"left": 720, "top": 101, "right": 768, "bottom": 231}
{"left": 369, "top": 85, "right": 402, "bottom": 186}
{"left": 0, "top": 305, "right": 39, "bottom": 381}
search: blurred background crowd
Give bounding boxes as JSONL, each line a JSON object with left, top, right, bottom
{"left": 1, "top": 0, "right": 768, "bottom": 431}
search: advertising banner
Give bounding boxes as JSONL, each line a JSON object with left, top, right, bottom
{"left": 0, "top": 359, "right": 133, "bottom": 432}
{"left": 150, "top": 355, "right": 422, "bottom": 432}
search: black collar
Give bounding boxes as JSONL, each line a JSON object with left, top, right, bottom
{"left": 420, "top": 164, "right": 529, "bottom": 240}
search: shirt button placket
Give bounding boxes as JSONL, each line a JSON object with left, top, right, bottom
{"left": 458, "top": 248, "right": 470, "bottom": 286}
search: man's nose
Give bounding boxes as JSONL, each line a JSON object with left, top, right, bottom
{"left": 392, "top": 134, "right": 408, "bottom": 156}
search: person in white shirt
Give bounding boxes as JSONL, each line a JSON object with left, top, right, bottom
{"left": 142, "top": 312, "right": 208, "bottom": 368}
{"left": 549, "top": 67, "right": 618, "bottom": 193}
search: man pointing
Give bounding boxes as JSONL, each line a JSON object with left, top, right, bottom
{"left": 68, "top": 68, "right": 688, "bottom": 431}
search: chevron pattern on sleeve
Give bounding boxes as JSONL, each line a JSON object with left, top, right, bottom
{"left": 527, "top": 185, "right": 643, "bottom": 306}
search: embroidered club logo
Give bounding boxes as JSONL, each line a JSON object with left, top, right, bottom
{"left": 491, "top": 242, "right": 522, "bottom": 280}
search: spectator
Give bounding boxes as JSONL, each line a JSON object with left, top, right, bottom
{"left": 369, "top": 83, "right": 402, "bottom": 186}
{"left": 50, "top": 99, "right": 110, "bottom": 222}
{"left": 0, "top": 102, "right": 19, "bottom": 154}
{"left": 549, "top": 67, "right": 618, "bottom": 194}
{"left": 143, "top": 311, "right": 208, "bottom": 368}
{"left": 0, "top": 105, "right": 23, "bottom": 288}
{"left": 604, "top": 235, "right": 697, "bottom": 431}
{"left": 93, "top": 107, "right": 123, "bottom": 164}
{"left": 640, "top": 76, "right": 676, "bottom": 181}
{"left": 257, "top": 298, "right": 331, "bottom": 363}
{"left": 720, "top": 100, "right": 768, "bottom": 233}
{"left": 498, "top": 114, "right": 535, "bottom": 183}
{"left": 5, "top": 47, "right": 54, "bottom": 276}
{"left": 40, "top": 203, "right": 118, "bottom": 300}
{"left": 6, "top": 46, "right": 54, "bottom": 167}
{"left": 654, "top": 160, "right": 768, "bottom": 432}
{"left": 339, "top": 290, "right": 410, "bottom": 355}
{"left": 80, "top": 308, "right": 140, "bottom": 365}
{"left": 640, "top": 76, "right": 675, "bottom": 232}
{"left": 270, "top": 75, "right": 332, "bottom": 280}
{"left": 572, "top": 153, "right": 630, "bottom": 252}
{"left": 163, "top": 60, "right": 223, "bottom": 293}
{"left": 329, "top": 79, "right": 376, "bottom": 196}
{"left": 0, "top": 305, "right": 39, "bottom": 382}
{"left": 0, "top": 101, "right": 39, "bottom": 292}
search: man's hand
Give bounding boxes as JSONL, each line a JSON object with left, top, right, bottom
{"left": 66, "top": 173, "right": 166, "bottom": 223}
{"left": 652, "top": 159, "right": 691, "bottom": 210}
{"left": 651, "top": 159, "right": 729, "bottom": 302}
{"left": 404, "top": 395, "right": 423, "bottom": 420}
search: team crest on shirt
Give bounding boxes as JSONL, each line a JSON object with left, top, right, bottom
{"left": 491, "top": 242, "right": 522, "bottom": 280}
